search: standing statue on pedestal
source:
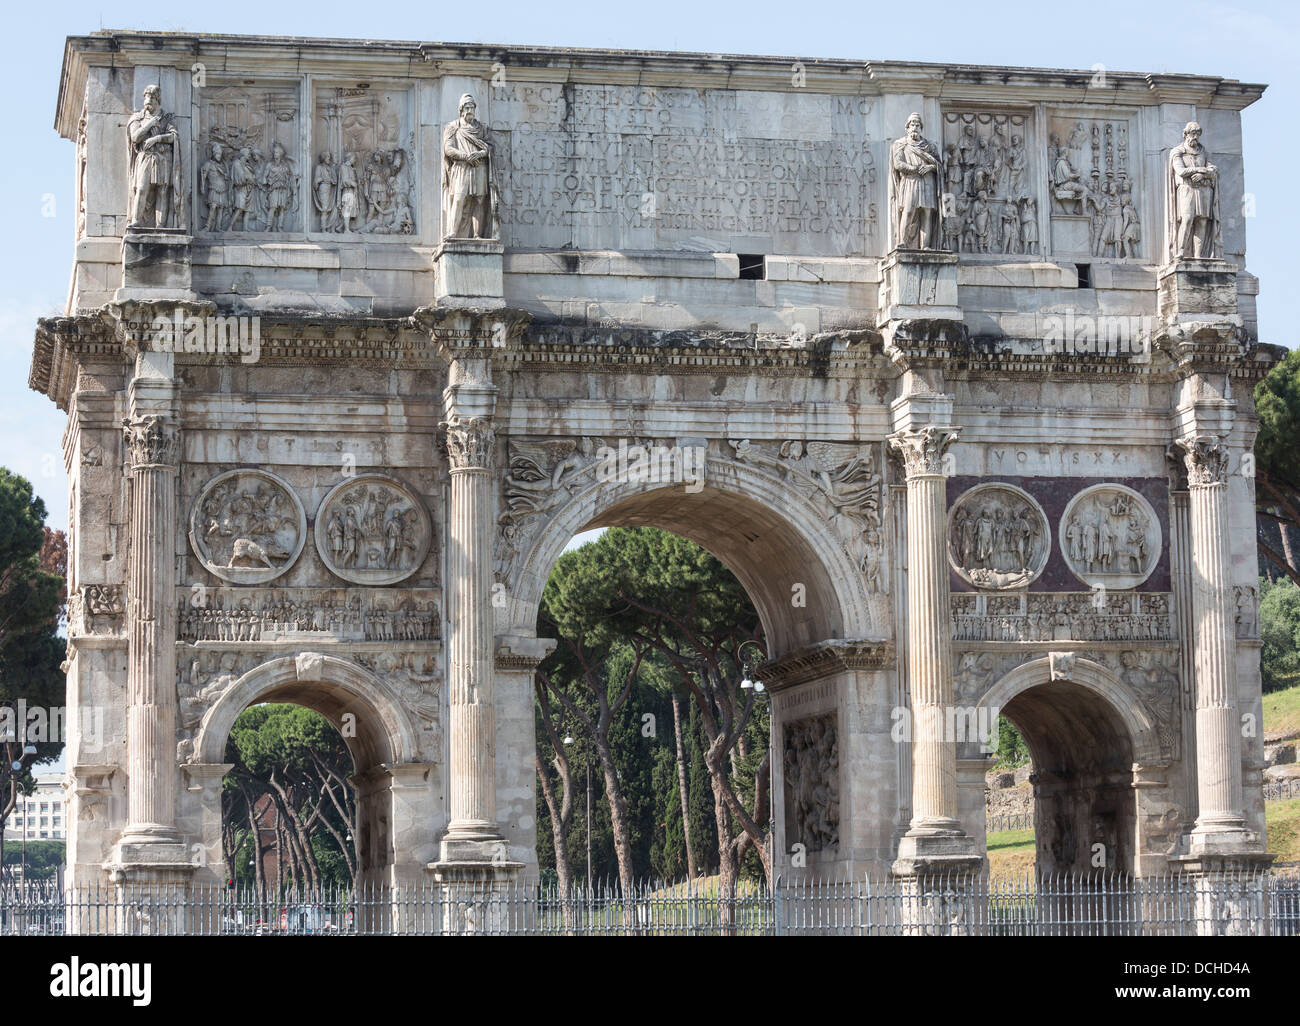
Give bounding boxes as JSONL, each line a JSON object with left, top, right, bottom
{"left": 441, "top": 93, "right": 500, "bottom": 240}
{"left": 126, "top": 85, "right": 184, "bottom": 230}
{"left": 1166, "top": 122, "right": 1222, "bottom": 261}
{"left": 889, "top": 113, "right": 944, "bottom": 250}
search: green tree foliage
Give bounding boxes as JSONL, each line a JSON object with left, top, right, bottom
{"left": 223, "top": 704, "right": 356, "bottom": 891}
{"left": 535, "top": 528, "right": 770, "bottom": 888}
{"left": 993, "top": 715, "right": 1031, "bottom": 768}
{"left": 1254, "top": 350, "right": 1300, "bottom": 583}
{"left": 1260, "top": 575, "right": 1300, "bottom": 693}
{"left": 0, "top": 468, "right": 66, "bottom": 840}
{"left": 1, "top": 839, "right": 65, "bottom": 880}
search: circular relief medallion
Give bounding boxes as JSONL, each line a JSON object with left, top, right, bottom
{"left": 1059, "top": 484, "right": 1160, "bottom": 590}
{"left": 189, "top": 469, "right": 307, "bottom": 584}
{"left": 948, "top": 483, "right": 1050, "bottom": 590}
{"left": 314, "top": 474, "right": 432, "bottom": 585}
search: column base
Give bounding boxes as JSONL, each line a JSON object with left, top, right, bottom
{"left": 1176, "top": 821, "right": 1273, "bottom": 863}
{"left": 428, "top": 860, "right": 524, "bottom": 935}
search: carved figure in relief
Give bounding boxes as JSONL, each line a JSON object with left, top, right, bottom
{"left": 338, "top": 153, "right": 360, "bottom": 232}
{"left": 126, "top": 85, "right": 183, "bottom": 230}
{"left": 197, "top": 478, "right": 299, "bottom": 573}
{"left": 259, "top": 141, "right": 298, "bottom": 232}
{"left": 200, "top": 142, "right": 231, "bottom": 233}
{"left": 312, "top": 151, "right": 339, "bottom": 232}
{"left": 1049, "top": 133, "right": 1088, "bottom": 215}
{"left": 999, "top": 199, "right": 1020, "bottom": 255}
{"left": 442, "top": 93, "right": 499, "bottom": 240}
{"left": 889, "top": 113, "right": 944, "bottom": 250}
{"left": 783, "top": 714, "right": 839, "bottom": 852}
{"left": 1019, "top": 195, "right": 1039, "bottom": 254}
{"left": 229, "top": 148, "right": 259, "bottom": 232}
{"left": 949, "top": 487, "right": 1048, "bottom": 590}
{"left": 1166, "top": 122, "right": 1222, "bottom": 261}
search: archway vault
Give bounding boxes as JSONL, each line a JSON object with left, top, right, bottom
{"left": 193, "top": 653, "right": 425, "bottom": 771}
{"left": 502, "top": 455, "right": 881, "bottom": 657}
{"left": 977, "top": 656, "right": 1163, "bottom": 768}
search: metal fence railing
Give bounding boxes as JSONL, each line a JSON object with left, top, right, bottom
{"left": 3, "top": 869, "right": 1297, "bottom": 937}
{"left": 986, "top": 813, "right": 1035, "bottom": 833}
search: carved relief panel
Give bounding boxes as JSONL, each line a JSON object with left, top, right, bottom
{"left": 1046, "top": 111, "right": 1142, "bottom": 259}
{"left": 189, "top": 470, "right": 307, "bottom": 584}
{"left": 1059, "top": 484, "right": 1160, "bottom": 590}
{"left": 940, "top": 110, "right": 1037, "bottom": 256}
{"left": 948, "top": 483, "right": 1050, "bottom": 590}
{"left": 196, "top": 81, "right": 303, "bottom": 233}
{"left": 782, "top": 712, "right": 840, "bottom": 853}
{"left": 312, "top": 85, "right": 416, "bottom": 236}
{"left": 314, "top": 474, "right": 432, "bottom": 585}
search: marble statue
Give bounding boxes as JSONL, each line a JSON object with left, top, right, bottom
{"left": 889, "top": 113, "right": 944, "bottom": 250}
{"left": 442, "top": 93, "right": 500, "bottom": 240}
{"left": 126, "top": 85, "right": 183, "bottom": 229}
{"left": 199, "top": 142, "right": 230, "bottom": 233}
{"left": 1167, "top": 122, "right": 1222, "bottom": 261}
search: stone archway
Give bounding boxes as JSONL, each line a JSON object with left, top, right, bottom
{"left": 977, "top": 656, "right": 1162, "bottom": 876}
{"left": 189, "top": 653, "right": 439, "bottom": 889}
{"left": 494, "top": 452, "right": 896, "bottom": 879}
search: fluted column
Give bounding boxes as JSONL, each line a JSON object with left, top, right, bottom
{"left": 888, "top": 425, "right": 965, "bottom": 838}
{"left": 440, "top": 394, "right": 502, "bottom": 857}
{"left": 121, "top": 412, "right": 181, "bottom": 843}
{"left": 1177, "top": 434, "right": 1249, "bottom": 842}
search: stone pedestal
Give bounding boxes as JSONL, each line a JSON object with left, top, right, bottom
{"left": 119, "top": 228, "right": 195, "bottom": 300}
{"left": 434, "top": 238, "right": 504, "bottom": 308}
{"left": 1158, "top": 259, "right": 1240, "bottom": 324}
{"left": 877, "top": 249, "right": 962, "bottom": 327}
{"left": 429, "top": 861, "right": 524, "bottom": 935}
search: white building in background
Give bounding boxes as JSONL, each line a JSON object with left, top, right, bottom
{"left": 3, "top": 774, "right": 67, "bottom": 842}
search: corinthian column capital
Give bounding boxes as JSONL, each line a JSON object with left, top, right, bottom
{"left": 1175, "top": 433, "right": 1230, "bottom": 487}
{"left": 441, "top": 415, "right": 496, "bottom": 471}
{"left": 887, "top": 425, "right": 959, "bottom": 479}
{"left": 122, "top": 414, "right": 180, "bottom": 470}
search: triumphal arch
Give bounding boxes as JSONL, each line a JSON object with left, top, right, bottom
{"left": 30, "top": 31, "right": 1278, "bottom": 897}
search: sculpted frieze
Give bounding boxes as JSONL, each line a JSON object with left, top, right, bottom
{"left": 782, "top": 713, "right": 840, "bottom": 853}
{"left": 197, "top": 84, "right": 301, "bottom": 233}
{"left": 178, "top": 587, "right": 439, "bottom": 642}
{"left": 315, "top": 475, "right": 433, "bottom": 586}
{"left": 314, "top": 85, "right": 416, "bottom": 235}
{"left": 189, "top": 470, "right": 307, "bottom": 585}
{"left": 951, "top": 591, "right": 1172, "bottom": 643}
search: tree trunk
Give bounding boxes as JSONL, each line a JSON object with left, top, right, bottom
{"left": 671, "top": 691, "right": 698, "bottom": 880}
{"left": 594, "top": 737, "right": 637, "bottom": 898}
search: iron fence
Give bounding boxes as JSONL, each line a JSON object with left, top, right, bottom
{"left": 2, "top": 869, "right": 1297, "bottom": 937}
{"left": 986, "top": 813, "right": 1035, "bottom": 833}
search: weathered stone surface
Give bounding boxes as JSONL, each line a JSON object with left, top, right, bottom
{"left": 30, "top": 31, "right": 1280, "bottom": 899}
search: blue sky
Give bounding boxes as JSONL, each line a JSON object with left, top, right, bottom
{"left": 2, "top": 0, "right": 1296, "bottom": 530}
